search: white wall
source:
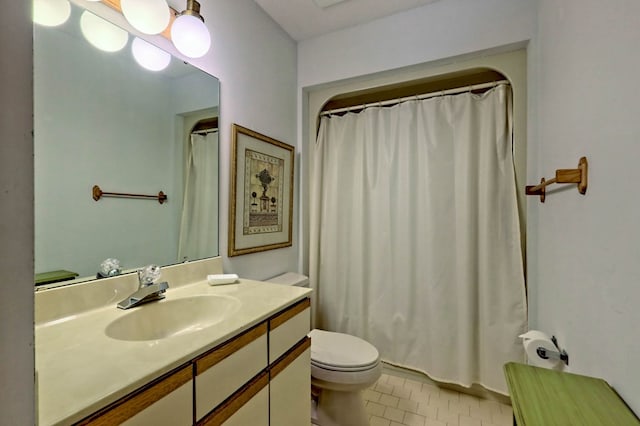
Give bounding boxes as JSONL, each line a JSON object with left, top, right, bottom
{"left": 0, "top": 2, "right": 34, "bottom": 424}
{"left": 529, "top": 0, "right": 640, "bottom": 413}
{"left": 197, "top": 0, "right": 299, "bottom": 280}
{"left": 298, "top": 0, "right": 536, "bottom": 88}
{"left": 0, "top": 0, "right": 297, "bottom": 422}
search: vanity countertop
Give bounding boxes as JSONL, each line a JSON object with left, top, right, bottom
{"left": 36, "top": 278, "right": 311, "bottom": 426}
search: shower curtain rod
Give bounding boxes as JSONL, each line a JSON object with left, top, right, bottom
{"left": 320, "top": 79, "right": 510, "bottom": 116}
{"left": 191, "top": 128, "right": 219, "bottom": 135}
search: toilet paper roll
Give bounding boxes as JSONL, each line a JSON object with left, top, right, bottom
{"left": 520, "top": 330, "right": 561, "bottom": 369}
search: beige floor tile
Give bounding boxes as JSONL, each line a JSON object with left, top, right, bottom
{"left": 403, "top": 412, "right": 427, "bottom": 426}
{"left": 469, "top": 404, "right": 493, "bottom": 422}
{"left": 364, "top": 389, "right": 382, "bottom": 403}
{"left": 392, "top": 385, "right": 413, "bottom": 399}
{"left": 436, "top": 408, "right": 459, "bottom": 425}
{"left": 410, "top": 389, "right": 432, "bottom": 404}
{"left": 398, "top": 397, "right": 419, "bottom": 414}
{"left": 439, "top": 388, "right": 460, "bottom": 402}
{"left": 387, "top": 375, "right": 406, "bottom": 388}
{"left": 370, "top": 415, "right": 392, "bottom": 426}
{"left": 421, "top": 383, "right": 441, "bottom": 396}
{"left": 479, "top": 399, "right": 502, "bottom": 416}
{"left": 379, "top": 373, "right": 392, "bottom": 384}
{"left": 448, "top": 400, "right": 470, "bottom": 416}
{"left": 459, "top": 415, "right": 482, "bottom": 426}
{"left": 427, "top": 395, "right": 450, "bottom": 409}
{"left": 380, "top": 393, "right": 400, "bottom": 408}
{"left": 490, "top": 411, "right": 513, "bottom": 426}
{"left": 417, "top": 402, "right": 438, "bottom": 419}
{"left": 376, "top": 370, "right": 510, "bottom": 426}
{"left": 405, "top": 379, "right": 424, "bottom": 392}
{"left": 459, "top": 393, "right": 481, "bottom": 408}
{"left": 383, "top": 406, "right": 406, "bottom": 423}
{"left": 376, "top": 381, "right": 395, "bottom": 395}
{"left": 498, "top": 403, "right": 513, "bottom": 416}
{"left": 367, "top": 401, "right": 387, "bottom": 417}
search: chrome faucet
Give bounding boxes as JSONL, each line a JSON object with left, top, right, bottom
{"left": 117, "top": 265, "right": 169, "bottom": 310}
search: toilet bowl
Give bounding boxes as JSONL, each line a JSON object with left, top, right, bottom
{"left": 266, "top": 273, "right": 382, "bottom": 426}
{"left": 309, "top": 329, "right": 382, "bottom": 426}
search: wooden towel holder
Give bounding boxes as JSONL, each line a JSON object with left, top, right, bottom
{"left": 92, "top": 185, "right": 167, "bottom": 204}
{"left": 525, "top": 157, "right": 588, "bottom": 203}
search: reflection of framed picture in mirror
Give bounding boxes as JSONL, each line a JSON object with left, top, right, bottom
{"left": 229, "top": 124, "right": 294, "bottom": 256}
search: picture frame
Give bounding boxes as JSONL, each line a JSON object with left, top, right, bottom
{"left": 228, "top": 124, "right": 295, "bottom": 257}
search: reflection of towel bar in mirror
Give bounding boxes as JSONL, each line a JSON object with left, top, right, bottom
{"left": 526, "top": 157, "right": 588, "bottom": 203}
{"left": 92, "top": 185, "right": 167, "bottom": 204}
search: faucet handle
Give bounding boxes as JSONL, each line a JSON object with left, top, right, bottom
{"left": 138, "top": 264, "right": 161, "bottom": 286}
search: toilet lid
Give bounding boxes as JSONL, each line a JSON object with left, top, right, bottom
{"left": 309, "top": 329, "right": 379, "bottom": 370}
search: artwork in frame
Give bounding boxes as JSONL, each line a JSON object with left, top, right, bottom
{"left": 228, "top": 124, "right": 294, "bottom": 256}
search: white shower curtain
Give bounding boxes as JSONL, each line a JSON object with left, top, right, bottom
{"left": 309, "top": 85, "right": 527, "bottom": 394}
{"left": 178, "top": 131, "right": 219, "bottom": 261}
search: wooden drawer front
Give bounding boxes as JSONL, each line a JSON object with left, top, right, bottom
{"left": 198, "top": 372, "right": 269, "bottom": 426}
{"left": 270, "top": 337, "right": 311, "bottom": 426}
{"left": 195, "top": 323, "right": 268, "bottom": 420}
{"left": 77, "top": 365, "right": 193, "bottom": 426}
{"left": 269, "top": 298, "right": 310, "bottom": 363}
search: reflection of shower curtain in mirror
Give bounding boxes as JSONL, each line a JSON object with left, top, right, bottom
{"left": 178, "top": 132, "right": 218, "bottom": 261}
{"left": 310, "top": 85, "right": 527, "bottom": 394}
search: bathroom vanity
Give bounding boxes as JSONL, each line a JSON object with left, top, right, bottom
{"left": 35, "top": 258, "right": 312, "bottom": 425}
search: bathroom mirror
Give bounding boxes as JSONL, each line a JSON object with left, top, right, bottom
{"left": 34, "top": 3, "right": 220, "bottom": 287}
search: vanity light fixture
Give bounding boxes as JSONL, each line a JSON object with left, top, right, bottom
{"left": 120, "top": 0, "right": 171, "bottom": 35}
{"left": 131, "top": 37, "right": 171, "bottom": 71}
{"left": 33, "top": 0, "right": 71, "bottom": 27}
{"left": 80, "top": 10, "right": 128, "bottom": 53}
{"left": 171, "top": 0, "right": 211, "bottom": 59}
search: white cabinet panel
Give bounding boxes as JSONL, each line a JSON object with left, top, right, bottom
{"left": 122, "top": 380, "right": 192, "bottom": 426}
{"left": 269, "top": 300, "right": 310, "bottom": 362}
{"left": 270, "top": 340, "right": 311, "bottom": 426}
{"left": 196, "top": 325, "right": 268, "bottom": 420}
{"left": 222, "top": 386, "right": 269, "bottom": 426}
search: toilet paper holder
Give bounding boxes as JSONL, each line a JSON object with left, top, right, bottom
{"left": 536, "top": 336, "right": 569, "bottom": 366}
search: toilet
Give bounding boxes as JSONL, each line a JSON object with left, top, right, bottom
{"left": 267, "top": 273, "right": 382, "bottom": 426}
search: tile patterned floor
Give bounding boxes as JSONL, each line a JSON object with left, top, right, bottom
{"left": 363, "top": 372, "right": 513, "bottom": 426}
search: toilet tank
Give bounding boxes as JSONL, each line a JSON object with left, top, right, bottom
{"left": 266, "top": 272, "right": 309, "bottom": 288}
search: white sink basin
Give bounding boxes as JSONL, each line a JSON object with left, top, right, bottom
{"left": 105, "top": 295, "right": 241, "bottom": 341}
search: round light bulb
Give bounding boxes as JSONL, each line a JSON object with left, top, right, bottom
{"left": 171, "top": 14, "right": 211, "bottom": 59}
{"left": 80, "top": 11, "right": 129, "bottom": 53}
{"left": 120, "top": 0, "right": 170, "bottom": 35}
{"left": 131, "top": 38, "right": 171, "bottom": 72}
{"left": 33, "top": 0, "right": 71, "bottom": 27}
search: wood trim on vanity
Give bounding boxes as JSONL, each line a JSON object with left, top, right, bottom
{"left": 75, "top": 364, "right": 192, "bottom": 426}
{"left": 195, "top": 322, "right": 268, "bottom": 375}
{"left": 269, "top": 298, "right": 310, "bottom": 330}
{"left": 270, "top": 336, "right": 311, "bottom": 379}
{"left": 197, "top": 371, "right": 269, "bottom": 426}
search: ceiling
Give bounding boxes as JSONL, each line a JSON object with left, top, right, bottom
{"left": 253, "top": 0, "right": 441, "bottom": 41}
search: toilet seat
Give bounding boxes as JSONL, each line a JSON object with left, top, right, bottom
{"left": 309, "top": 329, "right": 380, "bottom": 372}
{"left": 309, "top": 329, "right": 382, "bottom": 425}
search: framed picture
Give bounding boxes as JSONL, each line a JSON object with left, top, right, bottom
{"left": 228, "top": 124, "right": 295, "bottom": 257}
